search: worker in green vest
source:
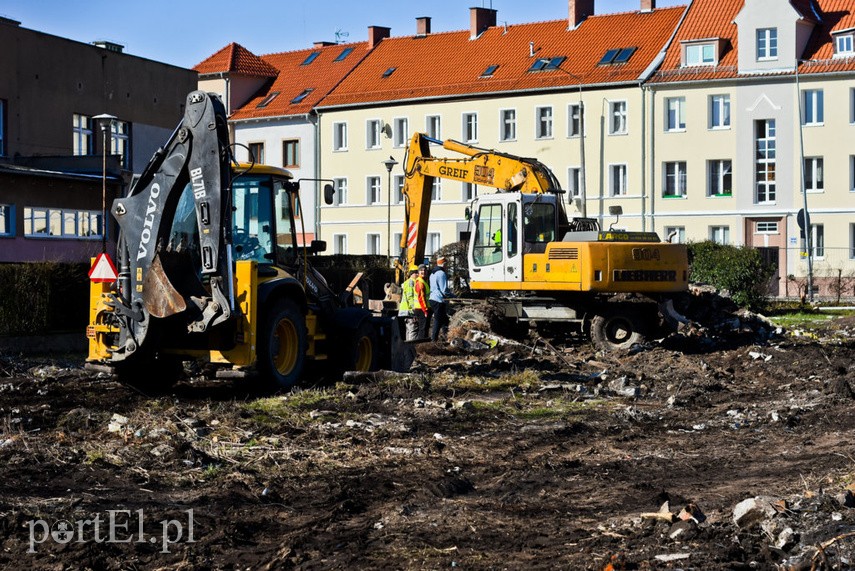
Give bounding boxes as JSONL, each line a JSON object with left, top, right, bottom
{"left": 398, "top": 266, "right": 418, "bottom": 340}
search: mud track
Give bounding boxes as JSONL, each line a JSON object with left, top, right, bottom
{"left": 1, "top": 319, "right": 855, "bottom": 569}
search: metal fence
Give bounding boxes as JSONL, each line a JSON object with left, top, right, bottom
{"left": 773, "top": 247, "right": 855, "bottom": 301}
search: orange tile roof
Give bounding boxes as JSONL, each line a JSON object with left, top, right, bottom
{"left": 318, "top": 7, "right": 686, "bottom": 108}
{"left": 651, "top": 0, "right": 855, "bottom": 83}
{"left": 194, "top": 42, "right": 279, "bottom": 78}
{"left": 229, "top": 42, "right": 369, "bottom": 119}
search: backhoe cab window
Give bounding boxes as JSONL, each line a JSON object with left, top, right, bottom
{"left": 523, "top": 202, "right": 555, "bottom": 253}
{"left": 232, "top": 176, "right": 275, "bottom": 263}
{"left": 473, "top": 203, "right": 503, "bottom": 267}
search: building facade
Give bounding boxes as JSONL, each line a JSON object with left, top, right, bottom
{"left": 0, "top": 16, "right": 198, "bottom": 262}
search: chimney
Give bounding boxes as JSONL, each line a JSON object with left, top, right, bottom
{"left": 470, "top": 7, "right": 497, "bottom": 39}
{"left": 416, "top": 17, "right": 431, "bottom": 36}
{"left": 368, "top": 26, "right": 391, "bottom": 49}
{"left": 568, "top": 0, "right": 594, "bottom": 29}
{"left": 640, "top": 0, "right": 655, "bottom": 11}
{"left": 314, "top": 41, "right": 336, "bottom": 48}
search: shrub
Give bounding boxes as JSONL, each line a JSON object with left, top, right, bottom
{"left": 0, "top": 262, "right": 89, "bottom": 335}
{"left": 688, "top": 241, "right": 774, "bottom": 310}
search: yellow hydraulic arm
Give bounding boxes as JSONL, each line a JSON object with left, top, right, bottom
{"left": 399, "top": 132, "right": 565, "bottom": 272}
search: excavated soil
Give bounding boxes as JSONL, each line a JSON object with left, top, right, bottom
{"left": 1, "top": 316, "right": 855, "bottom": 570}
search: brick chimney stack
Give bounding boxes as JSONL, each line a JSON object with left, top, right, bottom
{"left": 416, "top": 17, "right": 431, "bottom": 36}
{"left": 641, "top": 0, "right": 655, "bottom": 11}
{"left": 568, "top": 0, "right": 594, "bottom": 29}
{"left": 368, "top": 26, "right": 391, "bottom": 49}
{"left": 470, "top": 7, "right": 497, "bottom": 39}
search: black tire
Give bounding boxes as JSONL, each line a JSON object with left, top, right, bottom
{"left": 590, "top": 310, "right": 647, "bottom": 351}
{"left": 116, "top": 355, "right": 182, "bottom": 394}
{"left": 258, "top": 299, "right": 307, "bottom": 389}
{"left": 448, "top": 307, "right": 490, "bottom": 330}
{"left": 343, "top": 320, "right": 379, "bottom": 373}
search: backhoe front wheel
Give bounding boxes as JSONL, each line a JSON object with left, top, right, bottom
{"left": 590, "top": 309, "right": 647, "bottom": 352}
{"left": 343, "top": 321, "right": 379, "bottom": 373}
{"left": 259, "top": 299, "right": 307, "bottom": 389}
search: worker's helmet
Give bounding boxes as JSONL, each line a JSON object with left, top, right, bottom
{"left": 408, "top": 265, "right": 418, "bottom": 273}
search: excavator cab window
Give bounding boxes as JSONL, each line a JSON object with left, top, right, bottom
{"left": 507, "top": 202, "right": 518, "bottom": 258}
{"left": 523, "top": 202, "right": 556, "bottom": 254}
{"left": 473, "top": 203, "right": 503, "bottom": 267}
{"left": 232, "top": 175, "right": 275, "bottom": 263}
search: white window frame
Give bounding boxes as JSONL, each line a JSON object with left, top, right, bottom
{"left": 366, "top": 233, "right": 381, "bottom": 255}
{"left": 568, "top": 103, "right": 583, "bottom": 137}
{"left": 463, "top": 112, "right": 478, "bottom": 143}
{"left": 665, "top": 97, "right": 686, "bottom": 132}
{"left": 609, "top": 101, "right": 627, "bottom": 135}
{"left": 500, "top": 109, "right": 516, "bottom": 142}
{"left": 804, "top": 157, "right": 824, "bottom": 193}
{"left": 709, "top": 225, "right": 730, "bottom": 245}
{"left": 757, "top": 27, "right": 778, "bottom": 60}
{"left": 664, "top": 226, "right": 685, "bottom": 243}
{"left": 535, "top": 106, "right": 553, "bottom": 139}
{"left": 430, "top": 178, "right": 442, "bottom": 201}
{"left": 755, "top": 221, "right": 779, "bottom": 234}
{"left": 755, "top": 119, "right": 776, "bottom": 204}
{"left": 809, "top": 224, "right": 824, "bottom": 259}
{"left": 835, "top": 34, "right": 854, "bottom": 56}
{"left": 367, "top": 176, "right": 382, "bottom": 205}
{"left": 684, "top": 43, "right": 716, "bottom": 66}
{"left": 366, "top": 119, "right": 381, "bottom": 149}
{"left": 333, "top": 122, "right": 348, "bottom": 151}
{"left": 333, "top": 234, "right": 347, "bottom": 255}
{"left": 23, "top": 207, "right": 102, "bottom": 239}
{"left": 393, "top": 117, "right": 409, "bottom": 148}
{"left": 393, "top": 232, "right": 403, "bottom": 254}
{"left": 802, "top": 89, "right": 824, "bottom": 125}
{"left": 426, "top": 232, "right": 441, "bottom": 256}
{"left": 851, "top": 155, "right": 855, "bottom": 192}
{"left": 663, "top": 161, "right": 687, "bottom": 197}
{"left": 850, "top": 223, "right": 855, "bottom": 260}
{"left": 0, "top": 204, "right": 14, "bottom": 237}
{"left": 332, "top": 177, "right": 348, "bottom": 206}
{"left": 609, "top": 164, "right": 627, "bottom": 196}
{"left": 73, "top": 113, "right": 93, "bottom": 156}
{"left": 394, "top": 174, "right": 405, "bottom": 204}
{"left": 110, "top": 120, "right": 130, "bottom": 169}
{"left": 567, "top": 167, "right": 581, "bottom": 197}
{"left": 462, "top": 182, "right": 475, "bottom": 202}
{"left": 707, "top": 159, "right": 733, "bottom": 197}
{"left": 426, "top": 115, "right": 441, "bottom": 139}
{"left": 710, "top": 95, "right": 731, "bottom": 129}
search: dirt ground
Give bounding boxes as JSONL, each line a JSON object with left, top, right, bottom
{"left": 1, "top": 312, "right": 855, "bottom": 570}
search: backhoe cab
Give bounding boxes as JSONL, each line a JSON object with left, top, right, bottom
{"left": 87, "top": 91, "right": 397, "bottom": 390}
{"left": 397, "top": 133, "right": 690, "bottom": 351}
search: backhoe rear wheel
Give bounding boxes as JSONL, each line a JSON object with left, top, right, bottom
{"left": 590, "top": 309, "right": 647, "bottom": 352}
{"left": 259, "top": 299, "right": 307, "bottom": 389}
{"left": 343, "top": 321, "right": 379, "bottom": 373}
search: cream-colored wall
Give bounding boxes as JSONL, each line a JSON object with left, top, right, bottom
{"left": 317, "top": 85, "right": 648, "bottom": 255}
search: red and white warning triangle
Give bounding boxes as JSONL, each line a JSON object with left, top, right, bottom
{"left": 89, "top": 252, "right": 118, "bottom": 283}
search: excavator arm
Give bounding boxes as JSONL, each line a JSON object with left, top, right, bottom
{"left": 399, "top": 133, "right": 568, "bottom": 271}
{"left": 106, "top": 90, "right": 233, "bottom": 361}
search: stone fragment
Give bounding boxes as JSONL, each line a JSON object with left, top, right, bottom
{"left": 733, "top": 496, "right": 778, "bottom": 528}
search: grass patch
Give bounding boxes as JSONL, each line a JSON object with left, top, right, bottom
{"left": 769, "top": 312, "right": 837, "bottom": 329}
{"left": 445, "top": 370, "right": 541, "bottom": 393}
{"left": 468, "top": 396, "right": 608, "bottom": 420}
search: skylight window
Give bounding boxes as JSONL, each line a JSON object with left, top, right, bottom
{"left": 528, "top": 56, "right": 566, "bottom": 72}
{"left": 599, "top": 47, "right": 636, "bottom": 65}
{"left": 481, "top": 64, "right": 499, "bottom": 77}
{"left": 291, "top": 88, "right": 314, "bottom": 104}
{"left": 382, "top": 67, "right": 397, "bottom": 78}
{"left": 256, "top": 92, "right": 280, "bottom": 108}
{"left": 301, "top": 51, "right": 321, "bottom": 66}
{"left": 334, "top": 47, "right": 354, "bottom": 62}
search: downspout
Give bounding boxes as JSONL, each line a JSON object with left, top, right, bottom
{"left": 649, "top": 88, "right": 656, "bottom": 233}
{"left": 640, "top": 82, "right": 647, "bottom": 232}
{"left": 311, "top": 108, "right": 322, "bottom": 241}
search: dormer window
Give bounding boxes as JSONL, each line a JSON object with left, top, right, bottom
{"left": 835, "top": 33, "right": 854, "bottom": 56}
{"left": 256, "top": 92, "right": 280, "bottom": 108}
{"left": 684, "top": 43, "right": 716, "bottom": 66}
{"left": 301, "top": 51, "right": 321, "bottom": 66}
{"left": 528, "top": 56, "right": 566, "bottom": 72}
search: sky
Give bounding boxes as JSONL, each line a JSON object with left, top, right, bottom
{"left": 1, "top": 0, "right": 685, "bottom": 69}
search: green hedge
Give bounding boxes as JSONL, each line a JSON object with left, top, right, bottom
{"left": 688, "top": 241, "right": 775, "bottom": 310}
{"left": 0, "top": 263, "right": 90, "bottom": 335}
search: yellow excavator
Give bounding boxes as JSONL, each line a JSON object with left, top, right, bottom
{"left": 86, "top": 91, "right": 403, "bottom": 390}
{"left": 398, "top": 133, "right": 689, "bottom": 350}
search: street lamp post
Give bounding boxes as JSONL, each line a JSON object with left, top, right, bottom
{"left": 383, "top": 156, "right": 399, "bottom": 264}
{"left": 92, "top": 113, "right": 117, "bottom": 253}
{"left": 795, "top": 62, "right": 814, "bottom": 301}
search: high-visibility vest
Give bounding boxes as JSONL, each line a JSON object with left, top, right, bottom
{"left": 415, "top": 276, "right": 430, "bottom": 312}
{"left": 399, "top": 278, "right": 416, "bottom": 311}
